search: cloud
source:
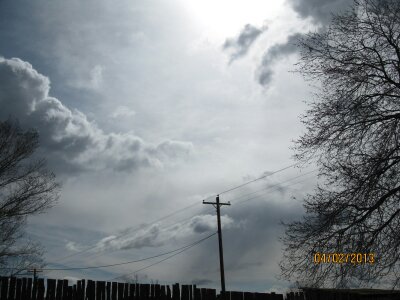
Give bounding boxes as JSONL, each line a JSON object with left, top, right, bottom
{"left": 89, "top": 65, "right": 103, "bottom": 89}
{"left": 288, "top": 0, "right": 352, "bottom": 25}
{"left": 0, "top": 57, "right": 193, "bottom": 174}
{"left": 257, "top": 33, "right": 303, "bottom": 86}
{"left": 82, "top": 214, "right": 236, "bottom": 252}
{"left": 111, "top": 106, "right": 136, "bottom": 119}
{"left": 256, "top": 0, "right": 352, "bottom": 86}
{"left": 65, "top": 241, "right": 81, "bottom": 252}
{"left": 223, "top": 24, "right": 267, "bottom": 63}
{"left": 188, "top": 214, "right": 234, "bottom": 233}
{"left": 94, "top": 225, "right": 164, "bottom": 251}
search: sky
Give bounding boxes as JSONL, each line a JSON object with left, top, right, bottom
{"left": 0, "top": 0, "right": 353, "bottom": 293}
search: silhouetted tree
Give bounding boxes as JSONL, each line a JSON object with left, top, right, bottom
{"left": 0, "top": 119, "right": 60, "bottom": 275}
{"left": 281, "top": 0, "right": 400, "bottom": 288}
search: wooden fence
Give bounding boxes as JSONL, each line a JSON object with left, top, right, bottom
{"left": 0, "top": 277, "right": 284, "bottom": 300}
{"left": 2, "top": 277, "right": 400, "bottom": 300}
{"left": 297, "top": 287, "right": 400, "bottom": 300}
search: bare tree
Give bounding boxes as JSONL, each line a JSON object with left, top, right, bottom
{"left": 280, "top": 0, "right": 400, "bottom": 288}
{"left": 0, "top": 119, "right": 60, "bottom": 275}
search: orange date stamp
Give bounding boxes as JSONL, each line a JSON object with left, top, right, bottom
{"left": 313, "top": 253, "right": 375, "bottom": 265}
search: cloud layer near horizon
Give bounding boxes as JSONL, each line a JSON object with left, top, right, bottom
{"left": 0, "top": 57, "right": 193, "bottom": 174}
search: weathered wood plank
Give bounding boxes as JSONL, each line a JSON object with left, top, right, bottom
{"left": 111, "top": 282, "right": 117, "bottom": 300}
{"left": 9, "top": 277, "right": 17, "bottom": 300}
{"left": 117, "top": 283, "right": 124, "bottom": 300}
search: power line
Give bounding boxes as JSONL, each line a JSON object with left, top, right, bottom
{"left": 102, "top": 169, "right": 314, "bottom": 281}
{"left": 83, "top": 207, "right": 211, "bottom": 262}
{"left": 84, "top": 169, "right": 317, "bottom": 264}
{"left": 215, "top": 163, "right": 299, "bottom": 196}
{"left": 52, "top": 163, "right": 299, "bottom": 264}
{"left": 110, "top": 232, "right": 217, "bottom": 281}
{"left": 0, "top": 232, "right": 217, "bottom": 272}
{"left": 14, "top": 168, "right": 316, "bottom": 277}
{"left": 232, "top": 173, "right": 317, "bottom": 208}
{"left": 51, "top": 201, "right": 200, "bottom": 263}
{"left": 46, "top": 232, "right": 216, "bottom": 271}
{"left": 228, "top": 169, "right": 317, "bottom": 204}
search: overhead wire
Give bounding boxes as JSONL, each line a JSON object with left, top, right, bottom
{"left": 51, "top": 201, "right": 201, "bottom": 263}
{"left": 107, "top": 171, "right": 312, "bottom": 281}
{"left": 227, "top": 169, "right": 317, "bottom": 204}
{"left": 215, "top": 163, "right": 299, "bottom": 196}
{"left": 0, "top": 232, "right": 217, "bottom": 272}
{"left": 51, "top": 162, "right": 299, "bottom": 264}
{"left": 110, "top": 232, "right": 217, "bottom": 281}
{"left": 85, "top": 169, "right": 317, "bottom": 265}
{"left": 232, "top": 173, "right": 317, "bottom": 208}
{"left": 31, "top": 162, "right": 312, "bottom": 279}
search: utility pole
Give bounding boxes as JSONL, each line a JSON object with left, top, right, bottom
{"left": 203, "top": 195, "right": 230, "bottom": 296}
{"left": 28, "top": 267, "right": 42, "bottom": 281}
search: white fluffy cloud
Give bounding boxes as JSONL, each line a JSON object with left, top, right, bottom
{"left": 0, "top": 57, "right": 193, "bottom": 173}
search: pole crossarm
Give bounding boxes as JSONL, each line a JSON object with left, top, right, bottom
{"left": 202, "top": 201, "right": 231, "bottom": 206}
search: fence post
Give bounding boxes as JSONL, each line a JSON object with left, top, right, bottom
{"left": 123, "top": 283, "right": 128, "bottom": 300}
{"left": 111, "top": 282, "right": 117, "bottom": 300}
{"left": 117, "top": 283, "right": 124, "bottom": 300}
{"left": 200, "top": 288, "right": 207, "bottom": 300}
{"left": 172, "top": 284, "right": 180, "bottom": 300}
{"left": 106, "top": 282, "right": 111, "bottom": 300}
{"left": 230, "top": 291, "right": 242, "bottom": 300}
{"left": 15, "top": 278, "right": 22, "bottom": 300}
{"left": 160, "top": 286, "right": 166, "bottom": 300}
{"left": 37, "top": 278, "right": 45, "bottom": 300}
{"left": 129, "top": 284, "right": 135, "bottom": 300}
{"left": 167, "top": 286, "right": 171, "bottom": 300}
{"left": 22, "top": 278, "right": 28, "bottom": 300}
{"left": 1, "top": 277, "right": 8, "bottom": 300}
{"left": 8, "top": 276, "right": 16, "bottom": 300}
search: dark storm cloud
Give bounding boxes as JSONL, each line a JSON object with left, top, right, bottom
{"left": 257, "top": 33, "right": 303, "bottom": 86}
{"left": 0, "top": 57, "right": 193, "bottom": 174}
{"left": 288, "top": 0, "right": 352, "bottom": 25}
{"left": 256, "top": 0, "right": 352, "bottom": 86}
{"left": 223, "top": 24, "right": 267, "bottom": 63}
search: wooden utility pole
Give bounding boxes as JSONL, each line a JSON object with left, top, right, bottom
{"left": 203, "top": 195, "right": 230, "bottom": 295}
{"left": 27, "top": 267, "right": 42, "bottom": 281}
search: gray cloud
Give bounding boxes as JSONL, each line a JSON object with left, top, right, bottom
{"left": 257, "top": 33, "right": 303, "bottom": 86}
{"left": 189, "top": 214, "right": 234, "bottom": 234}
{"left": 0, "top": 57, "right": 193, "bottom": 174}
{"left": 56, "top": 174, "right": 315, "bottom": 285}
{"left": 223, "top": 24, "right": 267, "bottom": 63}
{"left": 177, "top": 196, "right": 307, "bottom": 287}
{"left": 84, "top": 214, "right": 235, "bottom": 252}
{"left": 94, "top": 225, "right": 164, "bottom": 251}
{"left": 288, "top": 0, "right": 352, "bottom": 25}
{"left": 257, "top": 0, "right": 352, "bottom": 86}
